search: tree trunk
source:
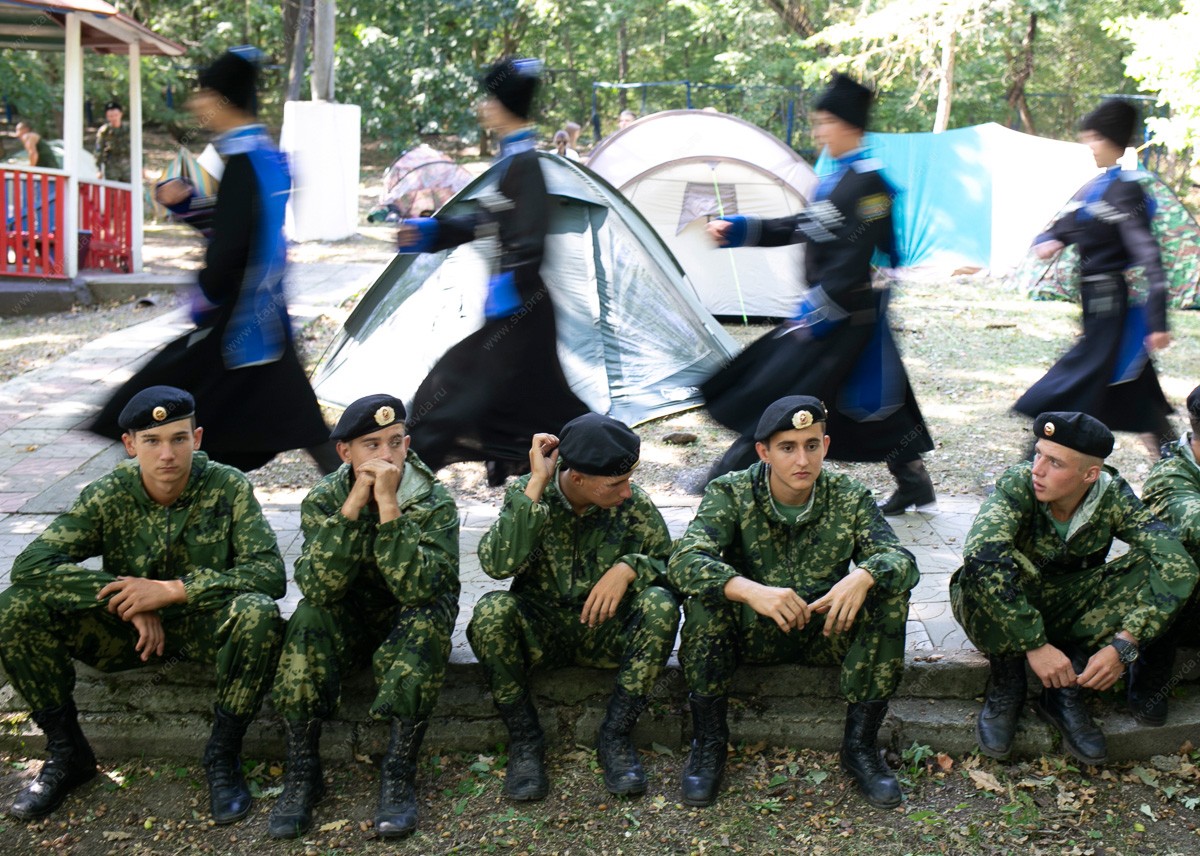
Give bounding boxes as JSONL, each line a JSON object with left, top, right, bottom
{"left": 285, "top": 0, "right": 313, "bottom": 103}
{"left": 1005, "top": 12, "right": 1038, "bottom": 135}
{"left": 618, "top": 18, "right": 628, "bottom": 112}
{"left": 311, "top": 0, "right": 335, "bottom": 102}
{"left": 933, "top": 22, "right": 956, "bottom": 133}
{"left": 763, "top": 1, "right": 816, "bottom": 39}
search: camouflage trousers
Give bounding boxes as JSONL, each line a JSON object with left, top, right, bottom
{"left": 272, "top": 591, "right": 458, "bottom": 723}
{"left": 466, "top": 586, "right": 680, "bottom": 706}
{"left": 0, "top": 587, "right": 281, "bottom": 717}
{"left": 952, "top": 550, "right": 1162, "bottom": 657}
{"left": 680, "top": 587, "right": 910, "bottom": 703}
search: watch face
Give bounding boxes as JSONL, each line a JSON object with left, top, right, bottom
{"left": 1114, "top": 640, "right": 1138, "bottom": 664}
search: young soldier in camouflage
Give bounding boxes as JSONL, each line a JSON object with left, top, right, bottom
{"left": 94, "top": 100, "right": 131, "bottom": 183}
{"left": 669, "top": 396, "right": 916, "bottom": 810}
{"left": 469, "top": 414, "right": 679, "bottom": 800}
{"left": 0, "top": 386, "right": 285, "bottom": 824}
{"left": 1137, "top": 386, "right": 1200, "bottom": 725}
{"left": 269, "top": 395, "right": 459, "bottom": 839}
{"left": 951, "top": 412, "right": 1196, "bottom": 765}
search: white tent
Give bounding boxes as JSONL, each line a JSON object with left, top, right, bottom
{"left": 312, "top": 152, "right": 738, "bottom": 427}
{"left": 587, "top": 110, "right": 820, "bottom": 318}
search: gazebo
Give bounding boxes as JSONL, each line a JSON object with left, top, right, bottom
{"left": 0, "top": 0, "right": 183, "bottom": 280}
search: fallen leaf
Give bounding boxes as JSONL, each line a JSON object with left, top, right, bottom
{"left": 934, "top": 753, "right": 953, "bottom": 772}
{"left": 1140, "top": 804, "right": 1157, "bottom": 822}
{"left": 319, "top": 819, "right": 350, "bottom": 832}
{"left": 1180, "top": 739, "right": 1194, "bottom": 755}
{"left": 968, "top": 769, "right": 1004, "bottom": 793}
{"left": 102, "top": 831, "right": 133, "bottom": 841}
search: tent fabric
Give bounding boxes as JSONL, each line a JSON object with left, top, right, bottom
{"left": 375, "top": 144, "right": 472, "bottom": 220}
{"left": 1009, "top": 171, "right": 1200, "bottom": 310}
{"left": 587, "top": 110, "right": 819, "bottom": 318}
{"left": 312, "top": 152, "right": 739, "bottom": 427}
{"left": 824, "top": 123, "right": 1099, "bottom": 272}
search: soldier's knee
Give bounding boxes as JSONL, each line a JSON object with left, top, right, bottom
{"left": 634, "top": 586, "right": 682, "bottom": 630}
{"left": 681, "top": 595, "right": 729, "bottom": 629}
{"left": 288, "top": 598, "right": 333, "bottom": 630}
{"left": 467, "top": 591, "right": 520, "bottom": 650}
{"left": 0, "top": 586, "right": 49, "bottom": 643}
{"left": 227, "top": 593, "right": 283, "bottom": 639}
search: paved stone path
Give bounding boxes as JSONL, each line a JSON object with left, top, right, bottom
{"left": 0, "top": 262, "right": 979, "bottom": 667}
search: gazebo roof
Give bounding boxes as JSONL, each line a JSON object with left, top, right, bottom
{"left": 0, "top": 1, "right": 185, "bottom": 56}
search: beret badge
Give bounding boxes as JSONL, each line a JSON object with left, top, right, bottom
{"left": 792, "top": 410, "right": 814, "bottom": 430}
{"left": 1044, "top": 421, "right": 1056, "bottom": 437}
{"left": 375, "top": 406, "right": 395, "bottom": 427}
{"left": 151, "top": 406, "right": 168, "bottom": 422}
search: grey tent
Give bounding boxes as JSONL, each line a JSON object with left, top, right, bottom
{"left": 312, "top": 152, "right": 738, "bottom": 426}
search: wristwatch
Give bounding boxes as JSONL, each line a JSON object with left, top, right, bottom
{"left": 1110, "top": 636, "right": 1139, "bottom": 665}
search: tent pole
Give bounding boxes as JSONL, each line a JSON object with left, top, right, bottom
{"left": 711, "top": 166, "right": 748, "bottom": 325}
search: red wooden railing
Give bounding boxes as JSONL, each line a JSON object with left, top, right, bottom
{"left": 78, "top": 179, "right": 133, "bottom": 272}
{"left": 1, "top": 166, "right": 65, "bottom": 279}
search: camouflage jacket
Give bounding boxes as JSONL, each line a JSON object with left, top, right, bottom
{"left": 478, "top": 470, "right": 672, "bottom": 607}
{"left": 9, "top": 452, "right": 284, "bottom": 612}
{"left": 668, "top": 463, "right": 918, "bottom": 608}
{"left": 294, "top": 452, "right": 459, "bottom": 608}
{"left": 957, "top": 461, "right": 1196, "bottom": 649}
{"left": 1143, "top": 436, "right": 1200, "bottom": 563}
{"left": 95, "top": 122, "right": 131, "bottom": 182}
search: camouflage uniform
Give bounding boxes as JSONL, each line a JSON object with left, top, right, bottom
{"left": 668, "top": 463, "right": 917, "bottom": 703}
{"left": 1140, "top": 437, "right": 1200, "bottom": 644}
{"left": 94, "top": 122, "right": 131, "bottom": 183}
{"left": 468, "top": 470, "right": 679, "bottom": 706}
{"left": 272, "top": 453, "right": 459, "bottom": 722}
{"left": 951, "top": 461, "right": 1197, "bottom": 655}
{"left": 0, "top": 452, "right": 285, "bottom": 717}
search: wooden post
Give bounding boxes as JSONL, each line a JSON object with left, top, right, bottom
{"left": 128, "top": 40, "right": 144, "bottom": 272}
{"left": 63, "top": 13, "right": 82, "bottom": 278}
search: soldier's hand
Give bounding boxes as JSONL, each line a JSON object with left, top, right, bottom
{"left": 809, "top": 568, "right": 874, "bottom": 636}
{"left": 1077, "top": 645, "right": 1125, "bottom": 692}
{"left": 362, "top": 459, "right": 403, "bottom": 497}
{"left": 525, "top": 434, "right": 559, "bottom": 502}
{"left": 98, "top": 576, "right": 186, "bottom": 620}
{"left": 706, "top": 219, "right": 733, "bottom": 247}
{"left": 726, "top": 577, "right": 809, "bottom": 633}
{"left": 1033, "top": 240, "right": 1064, "bottom": 260}
{"left": 342, "top": 467, "right": 377, "bottom": 520}
{"left": 130, "top": 611, "right": 165, "bottom": 661}
{"left": 1145, "top": 331, "right": 1171, "bottom": 352}
{"left": 1025, "top": 643, "right": 1077, "bottom": 689}
{"left": 581, "top": 562, "right": 636, "bottom": 628}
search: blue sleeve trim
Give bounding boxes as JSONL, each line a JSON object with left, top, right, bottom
{"left": 721, "top": 215, "right": 750, "bottom": 248}
{"left": 399, "top": 217, "right": 439, "bottom": 253}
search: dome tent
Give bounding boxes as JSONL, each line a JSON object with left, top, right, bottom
{"left": 312, "top": 152, "right": 738, "bottom": 427}
{"left": 367, "top": 144, "right": 473, "bottom": 222}
{"left": 587, "top": 110, "right": 820, "bottom": 319}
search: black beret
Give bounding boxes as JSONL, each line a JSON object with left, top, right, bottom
{"left": 1186, "top": 385, "right": 1200, "bottom": 419}
{"left": 119, "top": 385, "right": 195, "bottom": 431}
{"left": 104, "top": 100, "right": 122, "bottom": 112}
{"left": 558, "top": 413, "right": 640, "bottom": 477}
{"left": 483, "top": 57, "right": 541, "bottom": 121}
{"left": 330, "top": 394, "right": 407, "bottom": 442}
{"left": 198, "top": 47, "right": 261, "bottom": 116}
{"left": 814, "top": 73, "right": 873, "bottom": 131}
{"left": 1034, "top": 412, "right": 1114, "bottom": 459}
{"left": 754, "top": 395, "right": 827, "bottom": 442}
{"left": 1080, "top": 99, "right": 1138, "bottom": 149}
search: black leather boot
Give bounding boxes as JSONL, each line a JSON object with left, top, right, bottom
{"left": 267, "top": 720, "right": 325, "bottom": 839}
{"left": 203, "top": 706, "right": 253, "bottom": 824}
{"left": 496, "top": 695, "right": 548, "bottom": 801}
{"left": 680, "top": 693, "right": 728, "bottom": 807}
{"left": 10, "top": 699, "right": 97, "bottom": 819}
{"left": 879, "top": 459, "right": 936, "bottom": 516}
{"left": 1034, "top": 685, "right": 1107, "bottom": 765}
{"left": 596, "top": 685, "right": 650, "bottom": 795}
{"left": 1128, "top": 637, "right": 1177, "bottom": 727}
{"left": 840, "top": 700, "right": 902, "bottom": 809}
{"left": 976, "top": 656, "right": 1027, "bottom": 759}
{"left": 376, "top": 717, "right": 428, "bottom": 839}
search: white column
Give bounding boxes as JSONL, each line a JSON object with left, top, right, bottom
{"left": 128, "top": 40, "right": 143, "bottom": 272}
{"left": 62, "top": 13, "right": 83, "bottom": 278}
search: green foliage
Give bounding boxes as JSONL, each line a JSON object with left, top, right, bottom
{"left": 1114, "top": 0, "right": 1200, "bottom": 153}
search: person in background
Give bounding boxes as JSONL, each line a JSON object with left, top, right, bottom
{"left": 95, "top": 100, "right": 131, "bottom": 182}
